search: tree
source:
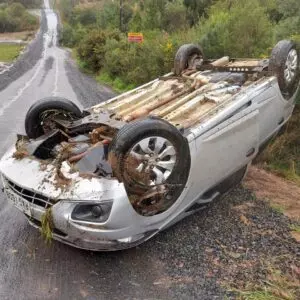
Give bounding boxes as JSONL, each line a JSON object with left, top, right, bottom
{"left": 198, "top": 0, "right": 273, "bottom": 57}
{"left": 6, "top": 2, "right": 25, "bottom": 18}
{"left": 163, "top": 0, "right": 187, "bottom": 32}
{"left": 183, "top": 0, "right": 214, "bottom": 26}
{"left": 275, "top": 0, "right": 300, "bottom": 41}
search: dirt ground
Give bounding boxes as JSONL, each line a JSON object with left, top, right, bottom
{"left": 244, "top": 166, "right": 300, "bottom": 222}
{"left": 0, "top": 31, "right": 35, "bottom": 42}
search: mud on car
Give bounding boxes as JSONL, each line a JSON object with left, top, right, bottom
{"left": 0, "top": 40, "right": 299, "bottom": 251}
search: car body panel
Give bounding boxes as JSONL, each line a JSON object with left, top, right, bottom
{"left": 0, "top": 58, "right": 299, "bottom": 250}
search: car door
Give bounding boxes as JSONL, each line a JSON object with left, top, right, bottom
{"left": 188, "top": 105, "right": 259, "bottom": 200}
{"left": 250, "top": 80, "right": 286, "bottom": 145}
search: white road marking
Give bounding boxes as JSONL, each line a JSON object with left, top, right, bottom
{"left": 0, "top": 0, "right": 60, "bottom": 116}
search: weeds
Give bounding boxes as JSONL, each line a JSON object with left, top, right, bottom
{"left": 40, "top": 208, "right": 54, "bottom": 243}
{"left": 235, "top": 266, "right": 300, "bottom": 300}
{"left": 270, "top": 204, "right": 286, "bottom": 214}
{"left": 257, "top": 106, "right": 300, "bottom": 186}
{"left": 289, "top": 224, "right": 300, "bottom": 232}
{"left": 238, "top": 290, "right": 280, "bottom": 300}
{"left": 96, "top": 72, "right": 135, "bottom": 93}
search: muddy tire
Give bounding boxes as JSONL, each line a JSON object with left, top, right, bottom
{"left": 25, "top": 97, "right": 82, "bottom": 139}
{"left": 269, "top": 40, "right": 300, "bottom": 100}
{"left": 109, "top": 117, "right": 191, "bottom": 215}
{"left": 174, "top": 44, "right": 204, "bottom": 76}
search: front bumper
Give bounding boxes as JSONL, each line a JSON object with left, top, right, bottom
{"left": 0, "top": 146, "right": 158, "bottom": 251}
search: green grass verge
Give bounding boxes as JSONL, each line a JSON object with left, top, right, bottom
{"left": 69, "top": 49, "right": 135, "bottom": 92}
{"left": 0, "top": 43, "right": 23, "bottom": 62}
{"left": 96, "top": 72, "right": 136, "bottom": 93}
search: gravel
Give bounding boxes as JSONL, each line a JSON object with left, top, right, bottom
{"left": 123, "top": 185, "right": 299, "bottom": 300}
{"left": 65, "top": 54, "right": 116, "bottom": 108}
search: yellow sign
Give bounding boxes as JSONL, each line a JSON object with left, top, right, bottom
{"left": 128, "top": 32, "right": 144, "bottom": 43}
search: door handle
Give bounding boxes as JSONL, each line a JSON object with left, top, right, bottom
{"left": 246, "top": 147, "right": 255, "bottom": 157}
{"left": 278, "top": 117, "right": 284, "bottom": 125}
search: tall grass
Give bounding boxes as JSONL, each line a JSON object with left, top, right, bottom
{"left": 257, "top": 103, "right": 300, "bottom": 185}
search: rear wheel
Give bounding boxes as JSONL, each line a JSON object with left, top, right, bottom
{"left": 174, "top": 44, "right": 204, "bottom": 76}
{"left": 25, "top": 97, "right": 82, "bottom": 139}
{"left": 269, "top": 40, "right": 300, "bottom": 100}
{"left": 109, "top": 117, "right": 191, "bottom": 216}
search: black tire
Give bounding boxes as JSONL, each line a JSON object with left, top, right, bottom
{"left": 109, "top": 117, "right": 191, "bottom": 216}
{"left": 269, "top": 40, "right": 300, "bottom": 100}
{"left": 174, "top": 44, "right": 205, "bottom": 76}
{"left": 25, "top": 97, "right": 82, "bottom": 139}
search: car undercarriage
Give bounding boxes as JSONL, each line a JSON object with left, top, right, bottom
{"left": 0, "top": 40, "right": 299, "bottom": 250}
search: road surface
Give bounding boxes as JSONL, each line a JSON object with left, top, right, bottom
{"left": 0, "top": 2, "right": 272, "bottom": 300}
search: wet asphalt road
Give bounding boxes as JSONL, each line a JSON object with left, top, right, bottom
{"left": 0, "top": 2, "right": 268, "bottom": 300}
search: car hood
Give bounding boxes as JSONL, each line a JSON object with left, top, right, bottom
{"left": 0, "top": 145, "right": 126, "bottom": 201}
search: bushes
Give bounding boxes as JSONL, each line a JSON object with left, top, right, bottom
{"left": 5, "top": 0, "right": 41, "bottom": 9}
{"left": 77, "top": 30, "right": 122, "bottom": 72}
{"left": 74, "top": 27, "right": 192, "bottom": 87}
{"left": 59, "top": 23, "right": 87, "bottom": 48}
{"left": 163, "top": 0, "right": 187, "bottom": 32}
{"left": 61, "top": 0, "right": 299, "bottom": 87}
{"left": 257, "top": 106, "right": 300, "bottom": 184}
{"left": 0, "top": 3, "right": 39, "bottom": 33}
{"left": 198, "top": 0, "right": 273, "bottom": 58}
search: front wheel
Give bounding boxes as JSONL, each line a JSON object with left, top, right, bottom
{"left": 25, "top": 97, "right": 82, "bottom": 139}
{"left": 109, "top": 117, "right": 191, "bottom": 216}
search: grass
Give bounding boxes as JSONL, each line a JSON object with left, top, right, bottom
{"left": 289, "top": 224, "right": 300, "bottom": 232}
{"left": 96, "top": 71, "right": 136, "bottom": 93}
{"left": 256, "top": 103, "right": 300, "bottom": 186}
{"left": 69, "top": 48, "right": 136, "bottom": 93}
{"left": 40, "top": 208, "right": 54, "bottom": 243}
{"left": 235, "top": 267, "right": 299, "bottom": 300}
{"left": 0, "top": 43, "right": 24, "bottom": 62}
{"left": 270, "top": 203, "right": 286, "bottom": 214}
{"left": 238, "top": 290, "right": 280, "bottom": 300}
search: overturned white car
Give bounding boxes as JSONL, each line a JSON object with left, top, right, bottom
{"left": 0, "top": 40, "right": 299, "bottom": 251}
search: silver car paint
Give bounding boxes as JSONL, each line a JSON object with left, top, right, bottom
{"left": 0, "top": 75, "right": 297, "bottom": 251}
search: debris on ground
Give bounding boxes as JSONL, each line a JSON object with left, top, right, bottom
{"left": 40, "top": 208, "right": 54, "bottom": 243}
{"left": 12, "top": 135, "right": 30, "bottom": 160}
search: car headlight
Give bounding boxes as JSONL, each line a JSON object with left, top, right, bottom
{"left": 71, "top": 201, "right": 113, "bottom": 223}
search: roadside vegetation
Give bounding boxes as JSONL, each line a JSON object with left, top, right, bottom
{"left": 0, "top": 0, "right": 42, "bottom": 9}
{"left": 0, "top": 2, "right": 39, "bottom": 33}
{"left": 0, "top": 2, "right": 40, "bottom": 62}
{"left": 0, "top": 43, "right": 23, "bottom": 62}
{"left": 257, "top": 104, "right": 300, "bottom": 186}
{"left": 57, "top": 0, "right": 300, "bottom": 88}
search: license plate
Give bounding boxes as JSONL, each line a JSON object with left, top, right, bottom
{"left": 5, "top": 189, "right": 32, "bottom": 216}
